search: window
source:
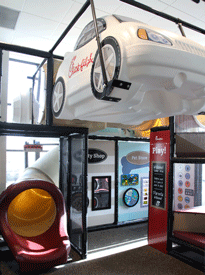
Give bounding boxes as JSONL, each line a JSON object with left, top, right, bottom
{"left": 74, "top": 18, "right": 106, "bottom": 51}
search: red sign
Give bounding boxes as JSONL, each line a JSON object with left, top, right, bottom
{"left": 148, "top": 129, "right": 170, "bottom": 254}
{"left": 68, "top": 53, "right": 93, "bottom": 78}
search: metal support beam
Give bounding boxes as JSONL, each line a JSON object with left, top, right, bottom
{"left": 90, "top": 0, "right": 108, "bottom": 87}
{"left": 46, "top": 56, "right": 54, "bottom": 126}
{"left": 120, "top": 0, "right": 205, "bottom": 35}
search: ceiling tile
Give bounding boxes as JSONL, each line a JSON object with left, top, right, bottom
{"left": 147, "top": 16, "right": 181, "bottom": 35}
{"left": 50, "top": 23, "right": 81, "bottom": 49}
{"left": 137, "top": 0, "right": 169, "bottom": 11}
{"left": 91, "top": 0, "right": 122, "bottom": 14}
{"left": 171, "top": 0, "right": 205, "bottom": 19}
{"left": 53, "top": 41, "right": 75, "bottom": 56}
{"left": 0, "top": 0, "right": 25, "bottom": 11}
{"left": 158, "top": 0, "right": 177, "bottom": 5}
{"left": 114, "top": 3, "right": 155, "bottom": 24}
{"left": 12, "top": 31, "right": 54, "bottom": 51}
{"left": 63, "top": 2, "right": 109, "bottom": 29}
{"left": 162, "top": 6, "right": 196, "bottom": 24}
{"left": 23, "top": 0, "right": 74, "bottom": 23}
{"left": 0, "top": 27, "right": 15, "bottom": 43}
{"left": 15, "top": 12, "right": 59, "bottom": 39}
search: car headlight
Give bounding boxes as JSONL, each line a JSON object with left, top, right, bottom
{"left": 137, "top": 28, "right": 172, "bottom": 46}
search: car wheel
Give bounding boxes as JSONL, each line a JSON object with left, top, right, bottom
{"left": 91, "top": 36, "right": 121, "bottom": 100}
{"left": 52, "top": 77, "right": 65, "bottom": 117}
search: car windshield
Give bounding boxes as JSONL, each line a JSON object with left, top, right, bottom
{"left": 113, "top": 14, "right": 145, "bottom": 25}
{"left": 74, "top": 18, "right": 106, "bottom": 51}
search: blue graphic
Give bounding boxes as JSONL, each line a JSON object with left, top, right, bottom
{"left": 121, "top": 156, "right": 149, "bottom": 174}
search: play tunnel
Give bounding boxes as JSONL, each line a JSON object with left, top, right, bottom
{"left": 0, "top": 147, "right": 70, "bottom": 272}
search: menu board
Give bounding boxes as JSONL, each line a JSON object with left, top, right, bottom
{"left": 151, "top": 161, "right": 166, "bottom": 209}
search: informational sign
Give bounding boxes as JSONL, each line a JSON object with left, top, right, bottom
{"left": 151, "top": 162, "right": 166, "bottom": 209}
{"left": 121, "top": 174, "right": 139, "bottom": 186}
{"left": 148, "top": 129, "right": 170, "bottom": 254}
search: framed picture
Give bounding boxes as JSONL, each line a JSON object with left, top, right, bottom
{"left": 92, "top": 176, "right": 111, "bottom": 211}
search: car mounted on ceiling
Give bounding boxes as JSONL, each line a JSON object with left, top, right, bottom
{"left": 51, "top": 14, "right": 205, "bottom": 125}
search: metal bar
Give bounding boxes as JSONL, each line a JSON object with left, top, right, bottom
{"left": 82, "top": 133, "right": 88, "bottom": 259}
{"left": 119, "top": 0, "right": 205, "bottom": 35}
{"left": 0, "top": 42, "right": 51, "bottom": 58}
{"left": 46, "top": 56, "right": 54, "bottom": 126}
{"left": 0, "top": 121, "right": 88, "bottom": 137}
{"left": 167, "top": 116, "right": 175, "bottom": 252}
{"left": 115, "top": 140, "right": 119, "bottom": 225}
{"left": 89, "top": 135, "right": 150, "bottom": 142}
{"left": 178, "top": 23, "right": 186, "bottom": 37}
{"left": 49, "top": 0, "right": 90, "bottom": 54}
{"left": 90, "top": 0, "right": 108, "bottom": 86}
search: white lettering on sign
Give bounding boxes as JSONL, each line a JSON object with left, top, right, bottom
{"left": 152, "top": 146, "right": 166, "bottom": 156}
{"left": 155, "top": 136, "right": 163, "bottom": 141}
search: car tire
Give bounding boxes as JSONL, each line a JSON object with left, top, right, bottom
{"left": 91, "top": 36, "right": 121, "bottom": 100}
{"left": 51, "top": 77, "right": 65, "bottom": 117}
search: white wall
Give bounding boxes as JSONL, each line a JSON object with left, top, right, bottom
{"left": 0, "top": 51, "right": 9, "bottom": 194}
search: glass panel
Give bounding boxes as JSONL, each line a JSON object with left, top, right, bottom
{"left": 69, "top": 136, "right": 86, "bottom": 255}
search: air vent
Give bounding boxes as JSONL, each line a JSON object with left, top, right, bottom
{"left": 0, "top": 5, "right": 20, "bottom": 30}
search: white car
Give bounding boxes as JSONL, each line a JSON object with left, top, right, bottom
{"left": 52, "top": 14, "right": 205, "bottom": 125}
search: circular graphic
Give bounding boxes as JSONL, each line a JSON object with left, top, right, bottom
{"left": 178, "top": 195, "right": 183, "bottom": 202}
{"left": 177, "top": 203, "right": 183, "bottom": 210}
{"left": 178, "top": 165, "right": 183, "bottom": 171}
{"left": 185, "top": 181, "right": 190, "bottom": 188}
{"left": 185, "top": 204, "right": 190, "bottom": 209}
{"left": 178, "top": 180, "right": 183, "bottom": 186}
{"left": 178, "top": 172, "right": 183, "bottom": 179}
{"left": 178, "top": 188, "right": 183, "bottom": 194}
{"left": 185, "top": 165, "right": 191, "bottom": 172}
{"left": 185, "top": 173, "right": 190, "bottom": 180}
{"left": 185, "top": 197, "right": 190, "bottom": 203}
{"left": 123, "top": 188, "right": 139, "bottom": 207}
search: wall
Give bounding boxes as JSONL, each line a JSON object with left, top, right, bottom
{"left": 118, "top": 141, "right": 150, "bottom": 223}
{"left": 87, "top": 139, "right": 115, "bottom": 227}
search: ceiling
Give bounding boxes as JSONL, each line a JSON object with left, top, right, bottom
{"left": 1, "top": 0, "right": 205, "bottom": 62}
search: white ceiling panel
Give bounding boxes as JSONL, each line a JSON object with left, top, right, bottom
{"left": 12, "top": 32, "right": 54, "bottom": 52}
{"left": 139, "top": 0, "right": 169, "bottom": 11}
{"left": 171, "top": 0, "right": 205, "bottom": 19}
{"left": 23, "top": 0, "right": 74, "bottom": 23}
{"left": 51, "top": 23, "right": 81, "bottom": 48}
{"left": 0, "top": 0, "right": 25, "bottom": 11}
{"left": 92, "top": 0, "right": 122, "bottom": 14}
{"left": 162, "top": 6, "right": 196, "bottom": 23}
{"left": 158, "top": 0, "right": 177, "bottom": 5}
{"left": 0, "top": 27, "right": 15, "bottom": 43}
{"left": 114, "top": 2, "right": 155, "bottom": 23}
{"left": 147, "top": 15, "right": 181, "bottom": 34}
{"left": 15, "top": 12, "right": 59, "bottom": 39}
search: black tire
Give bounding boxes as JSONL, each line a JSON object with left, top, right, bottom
{"left": 51, "top": 77, "right": 65, "bottom": 117}
{"left": 91, "top": 36, "right": 121, "bottom": 100}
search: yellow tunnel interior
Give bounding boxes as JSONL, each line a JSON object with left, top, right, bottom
{"left": 7, "top": 188, "right": 57, "bottom": 237}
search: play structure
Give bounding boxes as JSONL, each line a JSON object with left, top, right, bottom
{"left": 173, "top": 206, "right": 205, "bottom": 249}
{"left": 0, "top": 154, "right": 70, "bottom": 272}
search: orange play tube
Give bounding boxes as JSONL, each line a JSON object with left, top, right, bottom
{"left": 7, "top": 188, "right": 56, "bottom": 237}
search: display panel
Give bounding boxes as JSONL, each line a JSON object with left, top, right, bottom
{"left": 92, "top": 176, "right": 111, "bottom": 211}
{"left": 141, "top": 177, "right": 149, "bottom": 207}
